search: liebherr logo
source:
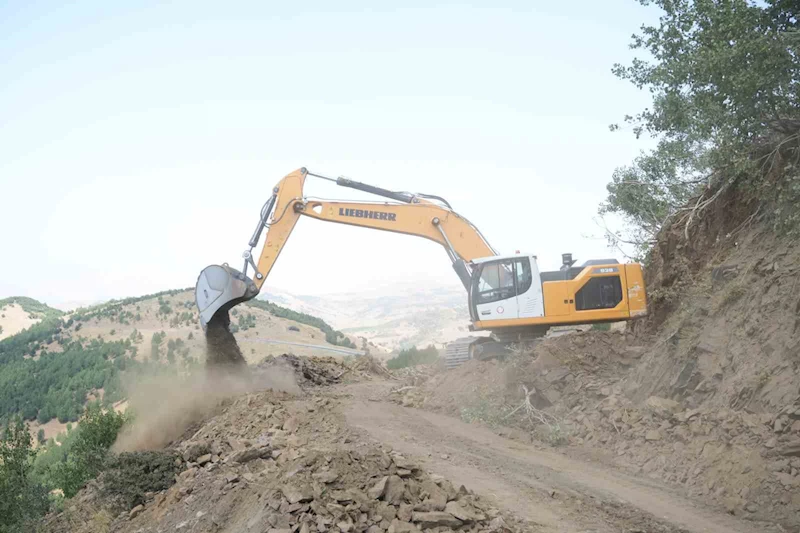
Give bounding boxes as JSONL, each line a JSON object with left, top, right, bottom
{"left": 339, "top": 208, "right": 397, "bottom": 221}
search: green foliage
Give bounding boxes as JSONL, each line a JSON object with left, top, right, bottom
{"left": 606, "top": 0, "right": 800, "bottom": 252}
{"left": 0, "top": 338, "right": 132, "bottom": 424}
{"left": 157, "top": 296, "right": 173, "bottom": 316}
{"left": 36, "top": 429, "right": 45, "bottom": 444}
{"left": 102, "top": 451, "right": 181, "bottom": 509}
{"left": 246, "top": 299, "right": 356, "bottom": 348}
{"left": 50, "top": 405, "right": 127, "bottom": 498}
{"left": 0, "top": 316, "right": 64, "bottom": 365}
{"left": 238, "top": 312, "right": 257, "bottom": 331}
{"left": 129, "top": 329, "right": 143, "bottom": 344}
{"left": 387, "top": 345, "right": 439, "bottom": 370}
{"left": 150, "top": 331, "right": 165, "bottom": 362}
{"left": 0, "top": 417, "right": 49, "bottom": 533}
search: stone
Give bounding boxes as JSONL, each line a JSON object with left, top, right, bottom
{"left": 382, "top": 475, "right": 405, "bottom": 505}
{"left": 229, "top": 445, "right": 272, "bottom": 463}
{"left": 283, "top": 484, "right": 314, "bottom": 504}
{"left": 367, "top": 526, "right": 383, "bottom": 533}
{"left": 779, "top": 440, "right": 800, "bottom": 457}
{"left": 775, "top": 419, "right": 784, "bottom": 433}
{"left": 313, "top": 471, "right": 339, "bottom": 484}
{"left": 368, "top": 476, "right": 389, "bottom": 499}
{"left": 283, "top": 417, "right": 300, "bottom": 433}
{"left": 645, "top": 430, "right": 662, "bottom": 441}
{"left": 765, "top": 438, "right": 777, "bottom": 449}
{"left": 228, "top": 438, "right": 246, "bottom": 452}
{"left": 182, "top": 442, "right": 210, "bottom": 462}
{"left": 225, "top": 473, "right": 240, "bottom": 483}
{"left": 444, "top": 501, "right": 486, "bottom": 522}
{"left": 179, "top": 467, "right": 197, "bottom": 480}
{"left": 196, "top": 454, "right": 212, "bottom": 466}
{"left": 775, "top": 472, "right": 800, "bottom": 488}
{"left": 415, "top": 480, "right": 447, "bottom": 512}
{"left": 129, "top": 504, "right": 144, "bottom": 519}
{"left": 397, "top": 503, "right": 413, "bottom": 522}
{"left": 411, "top": 511, "right": 462, "bottom": 529}
{"left": 330, "top": 490, "right": 353, "bottom": 503}
{"left": 488, "top": 516, "right": 508, "bottom": 532}
{"left": 645, "top": 396, "right": 681, "bottom": 417}
{"left": 387, "top": 519, "right": 418, "bottom": 533}
{"left": 392, "top": 455, "right": 417, "bottom": 470}
{"left": 376, "top": 502, "right": 397, "bottom": 522}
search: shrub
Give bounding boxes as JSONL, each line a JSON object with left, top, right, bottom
{"left": 102, "top": 451, "right": 181, "bottom": 509}
{"left": 387, "top": 345, "right": 439, "bottom": 370}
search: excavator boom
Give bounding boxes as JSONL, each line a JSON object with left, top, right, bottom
{"left": 195, "top": 168, "right": 647, "bottom": 347}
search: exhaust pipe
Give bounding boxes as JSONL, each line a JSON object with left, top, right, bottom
{"left": 195, "top": 264, "right": 259, "bottom": 329}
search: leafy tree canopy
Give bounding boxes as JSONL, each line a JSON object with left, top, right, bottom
{"left": 605, "top": 0, "right": 800, "bottom": 256}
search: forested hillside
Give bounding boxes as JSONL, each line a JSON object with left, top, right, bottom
{"left": 0, "top": 291, "right": 357, "bottom": 427}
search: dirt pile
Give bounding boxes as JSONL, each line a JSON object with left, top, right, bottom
{"left": 43, "top": 374, "right": 532, "bottom": 533}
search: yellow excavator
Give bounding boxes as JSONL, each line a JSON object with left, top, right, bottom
{"left": 195, "top": 168, "right": 647, "bottom": 365}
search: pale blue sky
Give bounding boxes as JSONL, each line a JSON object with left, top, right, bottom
{"left": 0, "top": 1, "right": 657, "bottom": 307}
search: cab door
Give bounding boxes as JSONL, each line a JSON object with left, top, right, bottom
{"left": 472, "top": 259, "right": 519, "bottom": 321}
{"left": 514, "top": 256, "right": 544, "bottom": 318}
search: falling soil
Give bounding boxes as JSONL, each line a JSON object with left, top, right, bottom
{"left": 204, "top": 309, "right": 246, "bottom": 371}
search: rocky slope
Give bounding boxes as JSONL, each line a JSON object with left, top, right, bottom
{"left": 389, "top": 185, "right": 800, "bottom": 529}
{"left": 41, "top": 357, "right": 532, "bottom": 533}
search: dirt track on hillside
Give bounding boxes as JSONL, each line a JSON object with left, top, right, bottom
{"left": 341, "top": 380, "right": 781, "bottom": 533}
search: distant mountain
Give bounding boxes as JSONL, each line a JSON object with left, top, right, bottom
{"left": 260, "top": 282, "right": 472, "bottom": 351}
{"left": 0, "top": 297, "right": 63, "bottom": 340}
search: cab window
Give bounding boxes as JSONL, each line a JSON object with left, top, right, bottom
{"left": 514, "top": 258, "right": 532, "bottom": 295}
{"left": 476, "top": 260, "right": 515, "bottom": 304}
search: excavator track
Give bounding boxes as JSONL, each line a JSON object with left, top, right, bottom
{"left": 444, "top": 330, "right": 547, "bottom": 369}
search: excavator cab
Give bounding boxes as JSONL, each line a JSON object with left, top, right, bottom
{"left": 467, "top": 254, "right": 647, "bottom": 332}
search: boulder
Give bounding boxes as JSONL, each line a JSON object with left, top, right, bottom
{"left": 382, "top": 475, "right": 405, "bottom": 505}
{"left": 444, "top": 501, "right": 486, "bottom": 522}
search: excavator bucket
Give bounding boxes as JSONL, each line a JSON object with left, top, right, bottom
{"left": 195, "top": 264, "right": 259, "bottom": 329}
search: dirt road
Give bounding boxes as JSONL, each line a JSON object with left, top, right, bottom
{"left": 341, "top": 381, "right": 780, "bottom": 533}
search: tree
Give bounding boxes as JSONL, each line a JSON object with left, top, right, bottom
{"left": 36, "top": 429, "right": 45, "bottom": 444}
{"left": 52, "top": 404, "right": 127, "bottom": 498}
{"left": 606, "top": 0, "right": 800, "bottom": 253}
{"left": 0, "top": 417, "right": 49, "bottom": 532}
{"left": 150, "top": 332, "right": 164, "bottom": 362}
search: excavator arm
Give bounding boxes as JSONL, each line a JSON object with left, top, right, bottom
{"left": 195, "top": 168, "right": 494, "bottom": 327}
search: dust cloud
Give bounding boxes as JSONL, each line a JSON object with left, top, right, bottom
{"left": 114, "top": 309, "right": 299, "bottom": 452}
